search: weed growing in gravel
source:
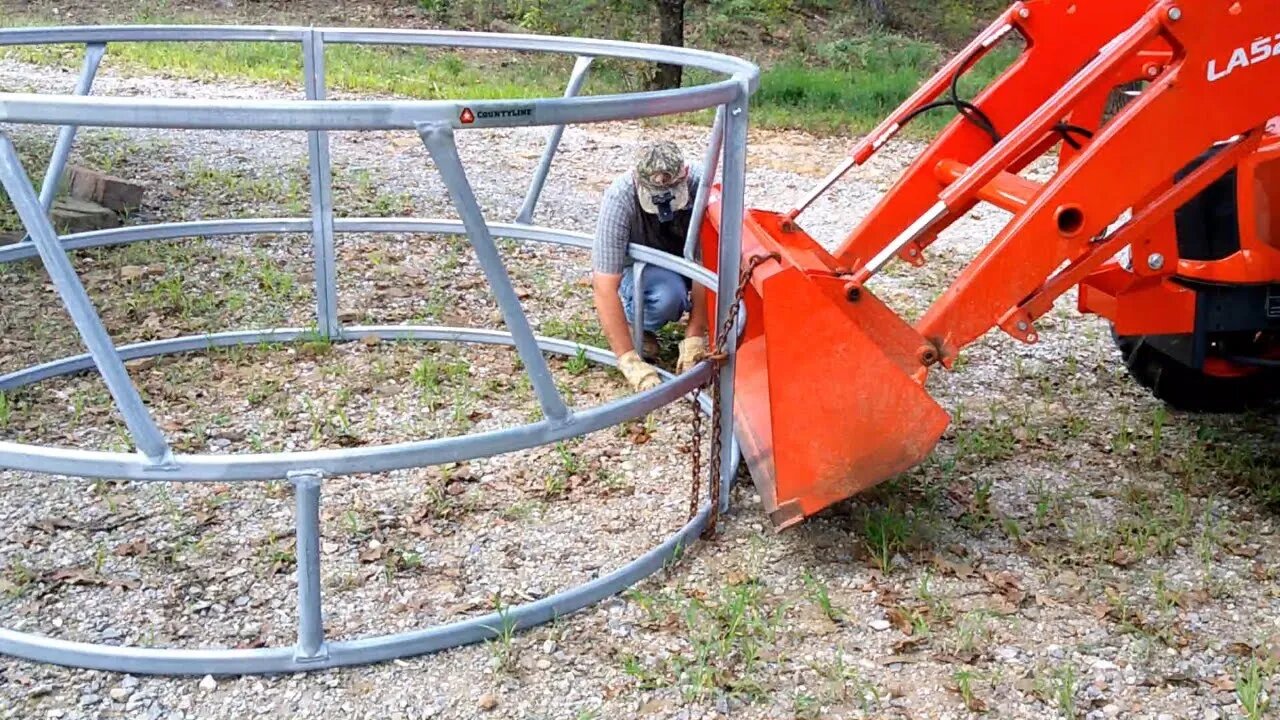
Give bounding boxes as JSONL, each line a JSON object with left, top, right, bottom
{"left": 382, "top": 548, "right": 424, "bottom": 582}
{"left": 341, "top": 509, "right": 365, "bottom": 537}
{"left": 801, "top": 570, "right": 844, "bottom": 623}
{"left": 254, "top": 258, "right": 298, "bottom": 303}
{"left": 811, "top": 649, "right": 881, "bottom": 712}
{"left": 952, "top": 668, "right": 984, "bottom": 712}
{"left": 565, "top": 347, "right": 590, "bottom": 376}
{"left": 541, "top": 317, "right": 608, "bottom": 349}
{"left": 298, "top": 329, "right": 334, "bottom": 357}
{"left": 555, "top": 441, "right": 581, "bottom": 476}
{"left": 791, "top": 692, "right": 821, "bottom": 720}
{"left": 1051, "top": 662, "right": 1078, "bottom": 718}
{"left": 184, "top": 160, "right": 309, "bottom": 215}
{"left": 948, "top": 405, "right": 1019, "bottom": 465}
{"left": 624, "top": 581, "right": 783, "bottom": 703}
{"left": 946, "top": 610, "right": 996, "bottom": 659}
{"left": 960, "top": 477, "right": 996, "bottom": 532}
{"left": 858, "top": 505, "right": 913, "bottom": 573}
{"left": 336, "top": 168, "right": 417, "bottom": 216}
{"left": 410, "top": 354, "right": 470, "bottom": 407}
{"left": 1236, "top": 657, "right": 1273, "bottom": 720}
{"left": 1145, "top": 406, "right": 1168, "bottom": 457}
{"left": 501, "top": 500, "right": 539, "bottom": 521}
{"left": 0, "top": 391, "right": 10, "bottom": 429}
{"left": 485, "top": 602, "right": 520, "bottom": 674}
{"left": 1, "top": 559, "right": 36, "bottom": 598}
{"left": 543, "top": 474, "right": 567, "bottom": 498}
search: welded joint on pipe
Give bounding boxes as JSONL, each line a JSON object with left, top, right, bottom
{"left": 732, "top": 76, "right": 751, "bottom": 112}
{"left": 414, "top": 119, "right": 453, "bottom": 143}
{"left": 139, "top": 449, "right": 179, "bottom": 472}
{"left": 287, "top": 468, "right": 324, "bottom": 487}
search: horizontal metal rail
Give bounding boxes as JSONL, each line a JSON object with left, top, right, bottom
{"left": 0, "top": 26, "right": 758, "bottom": 131}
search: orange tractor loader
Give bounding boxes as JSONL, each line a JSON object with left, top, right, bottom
{"left": 704, "top": 0, "right": 1280, "bottom": 529}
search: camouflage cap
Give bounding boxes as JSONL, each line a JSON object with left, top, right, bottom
{"left": 634, "top": 140, "right": 690, "bottom": 215}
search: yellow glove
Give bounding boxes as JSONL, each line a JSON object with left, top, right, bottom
{"left": 618, "top": 350, "right": 661, "bottom": 392}
{"left": 676, "top": 336, "right": 709, "bottom": 374}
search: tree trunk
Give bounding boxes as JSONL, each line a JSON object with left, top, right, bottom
{"left": 868, "top": 0, "right": 890, "bottom": 25}
{"left": 651, "top": 0, "right": 685, "bottom": 90}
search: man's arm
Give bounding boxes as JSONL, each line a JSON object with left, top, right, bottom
{"left": 592, "top": 272, "right": 635, "bottom": 357}
{"left": 592, "top": 177, "right": 641, "bottom": 358}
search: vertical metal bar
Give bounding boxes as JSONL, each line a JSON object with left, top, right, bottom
{"left": 0, "top": 133, "right": 171, "bottom": 464}
{"left": 715, "top": 88, "right": 749, "bottom": 513}
{"left": 630, "top": 261, "right": 647, "bottom": 353}
{"left": 514, "top": 55, "right": 594, "bottom": 225}
{"left": 290, "top": 470, "right": 326, "bottom": 662}
{"left": 683, "top": 106, "right": 724, "bottom": 260}
{"left": 417, "top": 122, "right": 571, "bottom": 422}
{"left": 303, "top": 30, "right": 339, "bottom": 337}
{"left": 37, "top": 43, "right": 107, "bottom": 214}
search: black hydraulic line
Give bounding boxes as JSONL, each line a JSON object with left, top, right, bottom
{"left": 894, "top": 41, "right": 1098, "bottom": 152}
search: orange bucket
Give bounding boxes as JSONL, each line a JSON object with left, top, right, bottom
{"left": 703, "top": 205, "right": 950, "bottom": 529}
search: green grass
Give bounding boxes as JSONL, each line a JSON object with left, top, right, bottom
{"left": 1, "top": 34, "right": 572, "bottom": 100}
{"left": 858, "top": 504, "right": 915, "bottom": 573}
{"left": 801, "top": 570, "right": 843, "bottom": 622}
{"left": 754, "top": 37, "right": 1021, "bottom": 134}
{"left": 1051, "top": 661, "right": 1078, "bottom": 718}
{"left": 1, "top": 13, "right": 1022, "bottom": 137}
{"left": 624, "top": 581, "right": 784, "bottom": 702}
{"left": 1236, "top": 658, "right": 1273, "bottom": 720}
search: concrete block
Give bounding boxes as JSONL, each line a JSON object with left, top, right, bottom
{"left": 52, "top": 197, "right": 120, "bottom": 234}
{"left": 65, "top": 164, "right": 145, "bottom": 212}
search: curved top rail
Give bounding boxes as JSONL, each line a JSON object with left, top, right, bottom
{"left": 0, "top": 25, "right": 759, "bottom": 131}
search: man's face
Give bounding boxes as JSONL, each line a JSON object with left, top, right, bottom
{"left": 636, "top": 164, "right": 690, "bottom": 223}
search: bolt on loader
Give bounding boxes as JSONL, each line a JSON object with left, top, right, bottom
{"left": 703, "top": 0, "right": 1280, "bottom": 529}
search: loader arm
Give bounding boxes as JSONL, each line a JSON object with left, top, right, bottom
{"left": 705, "top": 0, "right": 1280, "bottom": 528}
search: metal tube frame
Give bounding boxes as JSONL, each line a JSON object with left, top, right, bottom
{"left": 630, "top": 261, "right": 648, "bottom": 354}
{"left": 302, "top": 30, "right": 340, "bottom": 338}
{"left": 0, "top": 25, "right": 757, "bottom": 675}
{"left": 36, "top": 42, "right": 106, "bottom": 216}
{"left": 515, "top": 54, "right": 594, "bottom": 225}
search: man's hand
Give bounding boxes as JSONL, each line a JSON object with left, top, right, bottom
{"left": 618, "top": 350, "right": 661, "bottom": 391}
{"left": 676, "top": 336, "right": 709, "bottom": 373}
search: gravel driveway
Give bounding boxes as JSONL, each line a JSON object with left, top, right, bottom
{"left": 1, "top": 57, "right": 1278, "bottom": 720}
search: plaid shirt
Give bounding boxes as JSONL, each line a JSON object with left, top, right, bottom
{"left": 592, "top": 170, "right": 701, "bottom": 275}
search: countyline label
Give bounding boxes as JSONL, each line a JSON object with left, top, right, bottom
{"left": 457, "top": 104, "right": 536, "bottom": 126}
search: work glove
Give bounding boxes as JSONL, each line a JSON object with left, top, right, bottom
{"left": 676, "top": 336, "right": 709, "bottom": 374}
{"left": 618, "top": 350, "right": 661, "bottom": 392}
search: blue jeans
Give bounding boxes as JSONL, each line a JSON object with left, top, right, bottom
{"left": 620, "top": 265, "right": 691, "bottom": 333}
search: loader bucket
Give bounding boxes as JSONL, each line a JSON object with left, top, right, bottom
{"left": 703, "top": 204, "right": 951, "bottom": 529}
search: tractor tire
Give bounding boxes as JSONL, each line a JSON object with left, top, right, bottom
{"left": 1113, "top": 332, "right": 1280, "bottom": 412}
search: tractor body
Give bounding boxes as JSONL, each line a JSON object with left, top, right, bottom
{"left": 705, "top": 0, "right": 1280, "bottom": 528}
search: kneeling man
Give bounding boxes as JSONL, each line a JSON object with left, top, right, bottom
{"left": 591, "top": 141, "right": 709, "bottom": 391}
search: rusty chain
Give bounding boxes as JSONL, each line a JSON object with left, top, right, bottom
{"left": 688, "top": 252, "right": 780, "bottom": 538}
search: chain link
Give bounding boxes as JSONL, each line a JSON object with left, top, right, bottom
{"left": 689, "top": 252, "right": 780, "bottom": 538}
